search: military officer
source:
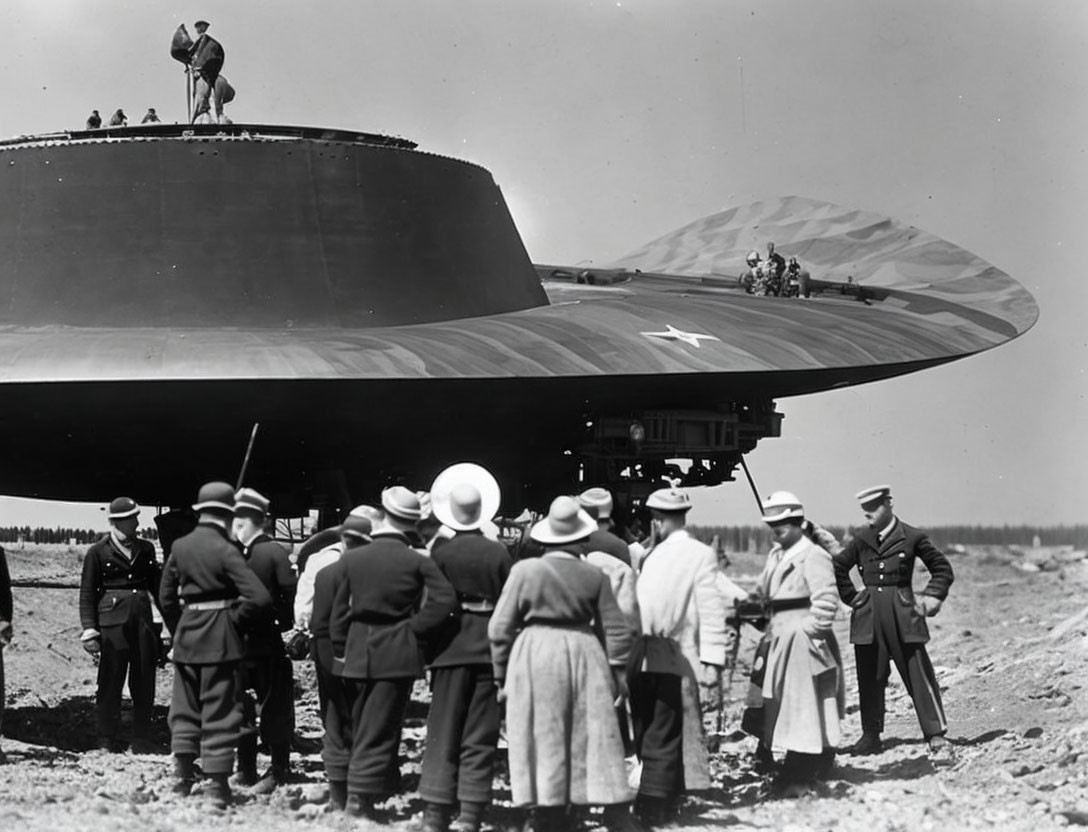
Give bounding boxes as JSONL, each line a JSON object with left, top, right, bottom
{"left": 231, "top": 487, "right": 298, "bottom": 792}
{"left": 160, "top": 481, "right": 272, "bottom": 808}
{"left": 329, "top": 486, "right": 458, "bottom": 819}
{"left": 419, "top": 464, "right": 512, "bottom": 832}
{"left": 832, "top": 485, "right": 954, "bottom": 761}
{"left": 78, "top": 497, "right": 163, "bottom": 753}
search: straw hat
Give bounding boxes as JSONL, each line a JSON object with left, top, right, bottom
{"left": 381, "top": 486, "right": 423, "bottom": 521}
{"left": 855, "top": 484, "right": 892, "bottom": 507}
{"left": 530, "top": 496, "right": 595, "bottom": 545}
{"left": 430, "top": 462, "right": 501, "bottom": 532}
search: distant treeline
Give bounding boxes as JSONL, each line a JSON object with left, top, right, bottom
{"left": 689, "top": 524, "right": 1088, "bottom": 552}
{"left": 0, "top": 527, "right": 160, "bottom": 545}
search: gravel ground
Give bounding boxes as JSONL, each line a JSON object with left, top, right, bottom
{"left": 1, "top": 543, "right": 1086, "bottom": 831}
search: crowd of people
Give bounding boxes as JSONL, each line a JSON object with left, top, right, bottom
{"left": 0, "top": 470, "right": 955, "bottom": 831}
{"left": 739, "top": 242, "right": 813, "bottom": 298}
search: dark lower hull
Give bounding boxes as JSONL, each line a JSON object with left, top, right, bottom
{"left": 0, "top": 359, "right": 942, "bottom": 512}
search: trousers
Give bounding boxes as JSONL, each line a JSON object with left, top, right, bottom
{"left": 238, "top": 651, "right": 295, "bottom": 746}
{"left": 855, "top": 638, "right": 947, "bottom": 738}
{"left": 629, "top": 672, "right": 684, "bottom": 799}
{"left": 96, "top": 615, "right": 159, "bottom": 740}
{"left": 343, "top": 677, "right": 413, "bottom": 796}
{"left": 420, "top": 664, "right": 501, "bottom": 804}
{"left": 169, "top": 661, "right": 242, "bottom": 774}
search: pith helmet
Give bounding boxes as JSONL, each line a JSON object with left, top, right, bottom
{"left": 530, "top": 496, "right": 595, "bottom": 545}
{"left": 762, "top": 490, "right": 804, "bottom": 524}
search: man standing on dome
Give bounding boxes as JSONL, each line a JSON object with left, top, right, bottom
{"left": 79, "top": 497, "right": 163, "bottom": 753}
{"left": 231, "top": 487, "right": 298, "bottom": 793}
{"left": 832, "top": 485, "right": 954, "bottom": 762}
{"left": 187, "top": 20, "right": 225, "bottom": 124}
{"left": 628, "top": 487, "right": 727, "bottom": 827}
{"left": 160, "top": 481, "right": 271, "bottom": 808}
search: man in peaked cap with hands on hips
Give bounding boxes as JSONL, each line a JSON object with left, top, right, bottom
{"left": 79, "top": 497, "right": 164, "bottom": 753}
{"left": 832, "top": 485, "right": 954, "bottom": 763}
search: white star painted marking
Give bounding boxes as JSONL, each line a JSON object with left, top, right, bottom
{"left": 641, "top": 324, "right": 721, "bottom": 348}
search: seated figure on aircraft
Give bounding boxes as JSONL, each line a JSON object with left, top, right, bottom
{"left": 740, "top": 251, "right": 764, "bottom": 294}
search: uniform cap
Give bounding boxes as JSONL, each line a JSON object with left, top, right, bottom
{"left": 192, "top": 481, "right": 236, "bottom": 513}
{"left": 381, "top": 486, "right": 423, "bottom": 521}
{"left": 107, "top": 496, "right": 140, "bottom": 520}
{"left": 645, "top": 487, "right": 692, "bottom": 513}
{"left": 340, "top": 514, "right": 373, "bottom": 542}
{"left": 194, "top": 20, "right": 210, "bottom": 28}
{"left": 429, "top": 463, "right": 500, "bottom": 531}
{"left": 577, "top": 487, "right": 613, "bottom": 520}
{"left": 762, "top": 490, "right": 804, "bottom": 524}
{"left": 234, "top": 486, "right": 270, "bottom": 517}
{"left": 530, "top": 496, "right": 596, "bottom": 545}
{"left": 856, "top": 484, "right": 892, "bottom": 507}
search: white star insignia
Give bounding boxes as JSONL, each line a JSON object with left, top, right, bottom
{"left": 641, "top": 324, "right": 720, "bottom": 348}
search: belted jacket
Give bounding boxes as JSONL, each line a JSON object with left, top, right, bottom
{"left": 80, "top": 535, "right": 161, "bottom": 636}
{"left": 160, "top": 522, "right": 272, "bottom": 664}
{"left": 833, "top": 519, "right": 954, "bottom": 645}
{"left": 329, "top": 531, "right": 458, "bottom": 679}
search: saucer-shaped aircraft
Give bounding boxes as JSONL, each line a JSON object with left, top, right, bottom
{"left": 0, "top": 123, "right": 1037, "bottom": 515}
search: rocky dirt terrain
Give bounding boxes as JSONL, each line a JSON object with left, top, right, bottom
{"left": 1, "top": 542, "right": 1086, "bottom": 831}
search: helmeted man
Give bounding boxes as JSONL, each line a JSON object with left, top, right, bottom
{"left": 740, "top": 250, "right": 765, "bottom": 295}
{"left": 141, "top": 108, "right": 161, "bottom": 124}
{"left": 107, "top": 109, "right": 127, "bottom": 127}
{"left": 741, "top": 491, "right": 844, "bottom": 794}
{"left": 311, "top": 513, "right": 374, "bottom": 811}
{"left": 160, "top": 481, "right": 272, "bottom": 808}
{"left": 329, "top": 486, "right": 458, "bottom": 818}
{"left": 832, "top": 485, "right": 954, "bottom": 762}
{"left": 419, "top": 464, "right": 513, "bottom": 832}
{"left": 629, "top": 487, "right": 727, "bottom": 826}
{"left": 578, "top": 487, "right": 632, "bottom": 566}
{"left": 79, "top": 497, "right": 163, "bottom": 753}
{"left": 86, "top": 109, "right": 101, "bottom": 129}
{"left": 231, "top": 487, "right": 298, "bottom": 792}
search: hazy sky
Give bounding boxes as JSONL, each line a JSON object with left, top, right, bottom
{"left": 0, "top": 1, "right": 1084, "bottom": 531}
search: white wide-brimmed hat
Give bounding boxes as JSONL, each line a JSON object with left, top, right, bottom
{"left": 530, "top": 495, "right": 596, "bottom": 545}
{"left": 430, "top": 462, "right": 501, "bottom": 532}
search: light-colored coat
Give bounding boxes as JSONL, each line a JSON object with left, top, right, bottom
{"left": 635, "top": 529, "right": 728, "bottom": 789}
{"left": 747, "top": 536, "right": 844, "bottom": 754}
{"left": 585, "top": 550, "right": 641, "bottom": 637}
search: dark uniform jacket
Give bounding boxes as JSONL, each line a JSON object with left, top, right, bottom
{"left": 160, "top": 522, "right": 271, "bottom": 664}
{"left": 241, "top": 532, "right": 297, "bottom": 656}
{"left": 833, "top": 519, "right": 954, "bottom": 646}
{"left": 310, "top": 554, "right": 343, "bottom": 674}
{"left": 329, "top": 531, "right": 458, "bottom": 680}
{"left": 188, "top": 33, "right": 224, "bottom": 83}
{"left": 429, "top": 531, "right": 513, "bottom": 667}
{"left": 587, "top": 528, "right": 631, "bottom": 566}
{"left": 79, "top": 535, "right": 161, "bottom": 633}
{"left": 0, "top": 545, "right": 10, "bottom": 624}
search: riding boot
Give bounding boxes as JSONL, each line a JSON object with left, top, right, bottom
{"left": 204, "top": 773, "right": 233, "bottom": 809}
{"left": 328, "top": 780, "right": 348, "bottom": 810}
{"left": 232, "top": 734, "right": 259, "bottom": 787}
{"left": 172, "top": 753, "right": 196, "bottom": 796}
{"left": 420, "top": 801, "right": 452, "bottom": 832}
{"left": 450, "top": 800, "right": 487, "bottom": 832}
